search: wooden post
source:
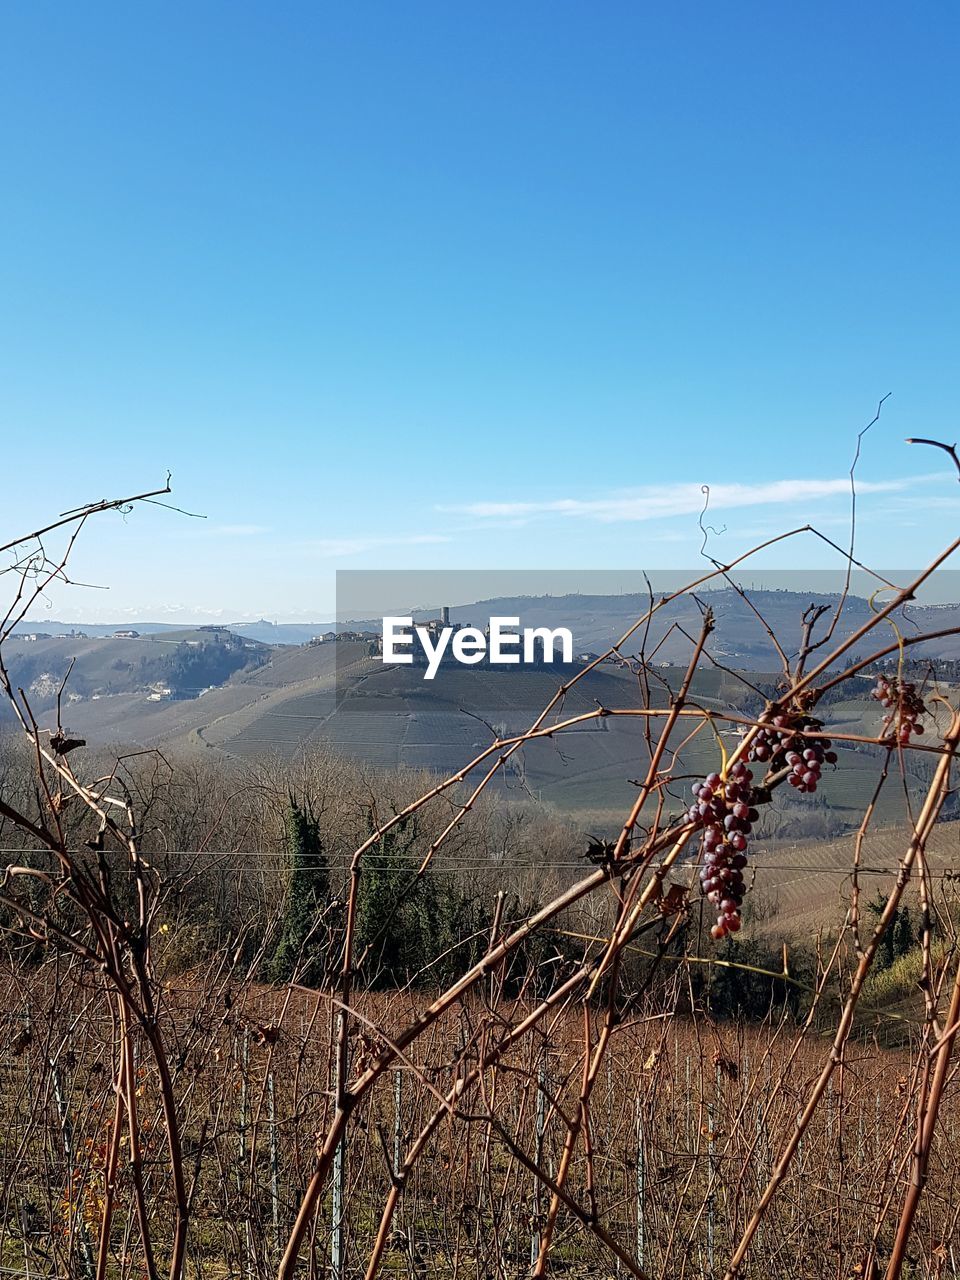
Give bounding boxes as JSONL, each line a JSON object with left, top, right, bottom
{"left": 239, "top": 1026, "right": 255, "bottom": 1280}
{"left": 707, "top": 1102, "right": 716, "bottom": 1278}
{"left": 50, "top": 1056, "right": 95, "bottom": 1280}
{"left": 393, "top": 1069, "right": 402, "bottom": 1174}
{"left": 635, "top": 1094, "right": 645, "bottom": 1269}
{"left": 268, "top": 1071, "right": 280, "bottom": 1257}
{"left": 530, "top": 1055, "right": 548, "bottom": 1269}
{"left": 331, "top": 1010, "right": 348, "bottom": 1280}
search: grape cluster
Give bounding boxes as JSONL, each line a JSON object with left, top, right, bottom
{"left": 748, "top": 713, "right": 801, "bottom": 766}
{"left": 747, "top": 713, "right": 837, "bottom": 794}
{"left": 871, "top": 675, "right": 926, "bottom": 745}
{"left": 687, "top": 762, "right": 758, "bottom": 939}
{"left": 783, "top": 743, "right": 833, "bottom": 793}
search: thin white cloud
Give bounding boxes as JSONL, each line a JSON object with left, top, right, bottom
{"left": 438, "top": 478, "right": 907, "bottom": 524}
{"left": 303, "top": 533, "right": 452, "bottom": 559}
{"left": 210, "top": 523, "right": 271, "bottom": 536}
{"left": 887, "top": 495, "right": 960, "bottom": 513}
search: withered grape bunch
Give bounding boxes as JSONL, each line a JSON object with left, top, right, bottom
{"left": 688, "top": 762, "right": 758, "bottom": 939}
{"left": 691, "top": 711, "right": 840, "bottom": 941}
{"left": 871, "top": 674, "right": 926, "bottom": 745}
{"left": 747, "top": 712, "right": 837, "bottom": 793}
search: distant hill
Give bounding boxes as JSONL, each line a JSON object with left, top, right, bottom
{"left": 11, "top": 619, "right": 334, "bottom": 645}
{"left": 418, "top": 589, "right": 960, "bottom": 664}
{"left": 15, "top": 587, "right": 960, "bottom": 660}
{"left": 13, "top": 633, "right": 949, "bottom": 838}
{"left": 6, "top": 587, "right": 958, "bottom": 830}
{"left": 0, "top": 627, "right": 270, "bottom": 715}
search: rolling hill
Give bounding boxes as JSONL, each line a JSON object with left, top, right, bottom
{"left": 5, "top": 586, "right": 958, "bottom": 834}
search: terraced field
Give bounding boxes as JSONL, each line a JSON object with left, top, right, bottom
{"left": 198, "top": 658, "right": 939, "bottom": 837}
{"left": 744, "top": 822, "right": 960, "bottom": 940}
{"left": 41, "top": 640, "right": 372, "bottom": 749}
{"left": 216, "top": 661, "right": 651, "bottom": 778}
{"left": 38, "top": 632, "right": 954, "bottom": 835}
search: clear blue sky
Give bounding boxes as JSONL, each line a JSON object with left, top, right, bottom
{"left": 2, "top": 3, "right": 958, "bottom": 620}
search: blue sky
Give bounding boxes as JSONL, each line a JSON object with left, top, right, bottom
{"left": 2, "top": 3, "right": 958, "bottom": 620}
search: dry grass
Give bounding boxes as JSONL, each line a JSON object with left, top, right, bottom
{"left": 3, "top": 975, "right": 960, "bottom": 1279}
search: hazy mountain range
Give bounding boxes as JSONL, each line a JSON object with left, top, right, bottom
{"left": 15, "top": 584, "right": 960, "bottom": 657}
